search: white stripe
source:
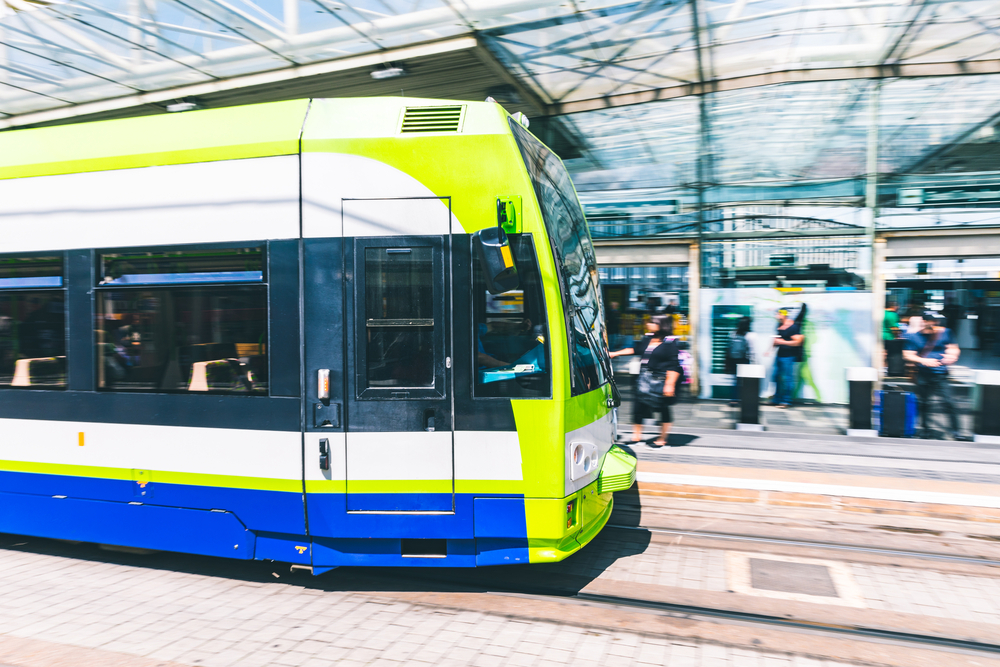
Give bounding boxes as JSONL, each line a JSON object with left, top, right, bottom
{"left": 637, "top": 472, "right": 1000, "bottom": 509}
{"left": 454, "top": 431, "right": 522, "bottom": 481}
{"left": 301, "top": 151, "right": 464, "bottom": 237}
{"left": 0, "top": 157, "right": 298, "bottom": 252}
{"left": 0, "top": 419, "right": 301, "bottom": 480}
{"left": 346, "top": 432, "right": 452, "bottom": 481}
{"left": 304, "top": 432, "right": 346, "bottom": 481}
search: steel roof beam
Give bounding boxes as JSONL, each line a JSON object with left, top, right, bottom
{"left": 0, "top": 35, "right": 478, "bottom": 129}
{"left": 548, "top": 58, "right": 1000, "bottom": 115}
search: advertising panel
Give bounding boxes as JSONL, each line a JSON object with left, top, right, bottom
{"left": 700, "top": 289, "right": 873, "bottom": 404}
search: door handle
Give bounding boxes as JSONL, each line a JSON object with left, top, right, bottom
{"left": 424, "top": 409, "right": 436, "bottom": 433}
{"left": 319, "top": 438, "right": 330, "bottom": 471}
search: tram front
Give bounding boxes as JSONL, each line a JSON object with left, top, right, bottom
{"left": 501, "top": 116, "right": 637, "bottom": 563}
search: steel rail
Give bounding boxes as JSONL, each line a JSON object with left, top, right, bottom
{"left": 607, "top": 523, "right": 1000, "bottom": 568}
{"left": 496, "top": 588, "right": 1000, "bottom": 657}
{"left": 383, "top": 562, "right": 1000, "bottom": 657}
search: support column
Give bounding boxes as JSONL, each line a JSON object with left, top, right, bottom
{"left": 688, "top": 243, "right": 700, "bottom": 395}
{"left": 866, "top": 82, "right": 883, "bottom": 378}
{"left": 0, "top": 2, "right": 8, "bottom": 86}
{"left": 873, "top": 238, "right": 887, "bottom": 372}
{"left": 285, "top": 0, "right": 300, "bottom": 36}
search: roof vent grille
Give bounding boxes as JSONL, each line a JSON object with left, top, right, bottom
{"left": 400, "top": 105, "right": 465, "bottom": 133}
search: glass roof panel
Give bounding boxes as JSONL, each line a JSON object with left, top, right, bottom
{"left": 701, "top": 0, "right": 916, "bottom": 78}
{"left": 878, "top": 74, "right": 1000, "bottom": 175}
{"left": 564, "top": 96, "right": 700, "bottom": 189}
{"left": 708, "top": 80, "right": 874, "bottom": 183}
{"left": 483, "top": 0, "right": 698, "bottom": 104}
{"left": 890, "top": 0, "right": 1000, "bottom": 65}
{"left": 1, "top": 0, "right": 999, "bottom": 206}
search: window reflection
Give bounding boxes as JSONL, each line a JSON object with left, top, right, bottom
{"left": 473, "top": 235, "right": 551, "bottom": 398}
{"left": 0, "top": 292, "right": 66, "bottom": 389}
{"left": 96, "top": 287, "right": 267, "bottom": 394}
{"left": 365, "top": 247, "right": 435, "bottom": 388}
{"left": 510, "top": 120, "right": 608, "bottom": 394}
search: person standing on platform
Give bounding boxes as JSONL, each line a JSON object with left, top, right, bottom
{"left": 611, "top": 317, "right": 681, "bottom": 446}
{"left": 725, "top": 316, "right": 753, "bottom": 406}
{"left": 771, "top": 307, "right": 804, "bottom": 409}
{"left": 610, "top": 317, "right": 659, "bottom": 435}
{"left": 884, "top": 301, "right": 900, "bottom": 341}
{"left": 904, "top": 311, "right": 967, "bottom": 440}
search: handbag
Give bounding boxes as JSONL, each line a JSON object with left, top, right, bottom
{"left": 636, "top": 368, "right": 666, "bottom": 408}
{"left": 636, "top": 343, "right": 666, "bottom": 408}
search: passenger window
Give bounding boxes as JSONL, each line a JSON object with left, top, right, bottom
{"left": 0, "top": 256, "right": 66, "bottom": 390}
{"left": 473, "top": 235, "right": 550, "bottom": 398}
{"left": 95, "top": 247, "right": 267, "bottom": 394}
{"left": 364, "top": 247, "right": 435, "bottom": 388}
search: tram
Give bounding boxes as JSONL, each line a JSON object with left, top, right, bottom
{"left": 0, "top": 98, "right": 635, "bottom": 572}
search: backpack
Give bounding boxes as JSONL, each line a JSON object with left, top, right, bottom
{"left": 727, "top": 335, "right": 749, "bottom": 361}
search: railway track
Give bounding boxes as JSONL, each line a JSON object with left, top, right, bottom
{"left": 392, "top": 524, "right": 1000, "bottom": 660}
{"left": 484, "top": 585, "right": 1000, "bottom": 658}
{"left": 607, "top": 523, "right": 1000, "bottom": 568}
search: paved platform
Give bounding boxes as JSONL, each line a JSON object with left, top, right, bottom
{"left": 0, "top": 536, "right": 903, "bottom": 667}
{"left": 612, "top": 360, "right": 983, "bottom": 438}
{"left": 4, "top": 429, "right": 1000, "bottom": 667}
{"left": 625, "top": 427, "right": 1000, "bottom": 524}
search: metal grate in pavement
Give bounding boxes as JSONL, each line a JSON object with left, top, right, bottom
{"left": 750, "top": 558, "right": 839, "bottom": 598}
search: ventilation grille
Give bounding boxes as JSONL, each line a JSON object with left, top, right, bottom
{"left": 400, "top": 105, "right": 464, "bottom": 133}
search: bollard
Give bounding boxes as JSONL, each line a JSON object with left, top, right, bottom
{"left": 736, "top": 364, "right": 765, "bottom": 432}
{"left": 974, "top": 370, "right": 1000, "bottom": 444}
{"left": 846, "top": 367, "right": 878, "bottom": 437}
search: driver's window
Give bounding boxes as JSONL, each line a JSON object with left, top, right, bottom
{"left": 473, "top": 234, "right": 550, "bottom": 398}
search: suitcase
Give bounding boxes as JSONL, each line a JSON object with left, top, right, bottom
{"left": 875, "top": 389, "right": 917, "bottom": 438}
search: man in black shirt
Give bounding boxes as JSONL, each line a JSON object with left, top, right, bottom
{"left": 772, "top": 308, "right": 803, "bottom": 408}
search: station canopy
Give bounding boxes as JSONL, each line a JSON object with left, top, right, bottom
{"left": 1, "top": 0, "right": 999, "bottom": 198}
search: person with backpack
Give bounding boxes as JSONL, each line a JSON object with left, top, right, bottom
{"left": 611, "top": 316, "right": 682, "bottom": 446}
{"left": 725, "top": 316, "right": 752, "bottom": 406}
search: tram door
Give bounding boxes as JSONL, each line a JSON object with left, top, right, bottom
{"left": 340, "top": 199, "right": 454, "bottom": 513}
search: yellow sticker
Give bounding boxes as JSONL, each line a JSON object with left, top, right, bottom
{"left": 500, "top": 244, "right": 513, "bottom": 268}
{"left": 294, "top": 545, "right": 308, "bottom": 554}
{"left": 78, "top": 432, "right": 84, "bottom": 447}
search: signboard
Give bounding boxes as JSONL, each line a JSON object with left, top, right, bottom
{"left": 897, "top": 186, "right": 1000, "bottom": 207}
{"left": 699, "top": 289, "right": 873, "bottom": 404}
{"left": 584, "top": 199, "right": 680, "bottom": 215}
{"left": 710, "top": 305, "right": 751, "bottom": 374}
{"left": 769, "top": 254, "right": 795, "bottom": 267}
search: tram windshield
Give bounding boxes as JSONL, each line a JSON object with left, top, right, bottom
{"left": 510, "top": 120, "right": 609, "bottom": 395}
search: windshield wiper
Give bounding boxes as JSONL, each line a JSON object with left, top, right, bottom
{"left": 575, "top": 307, "right": 621, "bottom": 409}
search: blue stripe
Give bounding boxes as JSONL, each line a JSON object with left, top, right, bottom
{"left": 0, "top": 470, "right": 305, "bottom": 535}
{"left": 0, "top": 469, "right": 533, "bottom": 568}
{"left": 104, "top": 271, "right": 263, "bottom": 285}
{"left": 0, "top": 489, "right": 253, "bottom": 559}
{"left": 0, "top": 276, "right": 62, "bottom": 288}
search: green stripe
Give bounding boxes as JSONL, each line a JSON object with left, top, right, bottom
{"left": 455, "top": 480, "right": 523, "bottom": 495}
{"left": 345, "top": 479, "right": 453, "bottom": 494}
{"left": 305, "top": 480, "right": 347, "bottom": 494}
{"left": 0, "top": 460, "right": 300, "bottom": 493}
{"left": 0, "top": 142, "right": 299, "bottom": 181}
{"left": 0, "top": 100, "right": 308, "bottom": 180}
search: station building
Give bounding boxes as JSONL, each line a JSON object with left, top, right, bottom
{"left": 2, "top": 0, "right": 999, "bottom": 403}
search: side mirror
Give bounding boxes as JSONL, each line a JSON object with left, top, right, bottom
{"left": 472, "top": 227, "right": 519, "bottom": 295}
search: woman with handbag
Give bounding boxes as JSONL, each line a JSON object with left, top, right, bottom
{"left": 611, "top": 316, "right": 683, "bottom": 446}
{"left": 610, "top": 317, "right": 658, "bottom": 432}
